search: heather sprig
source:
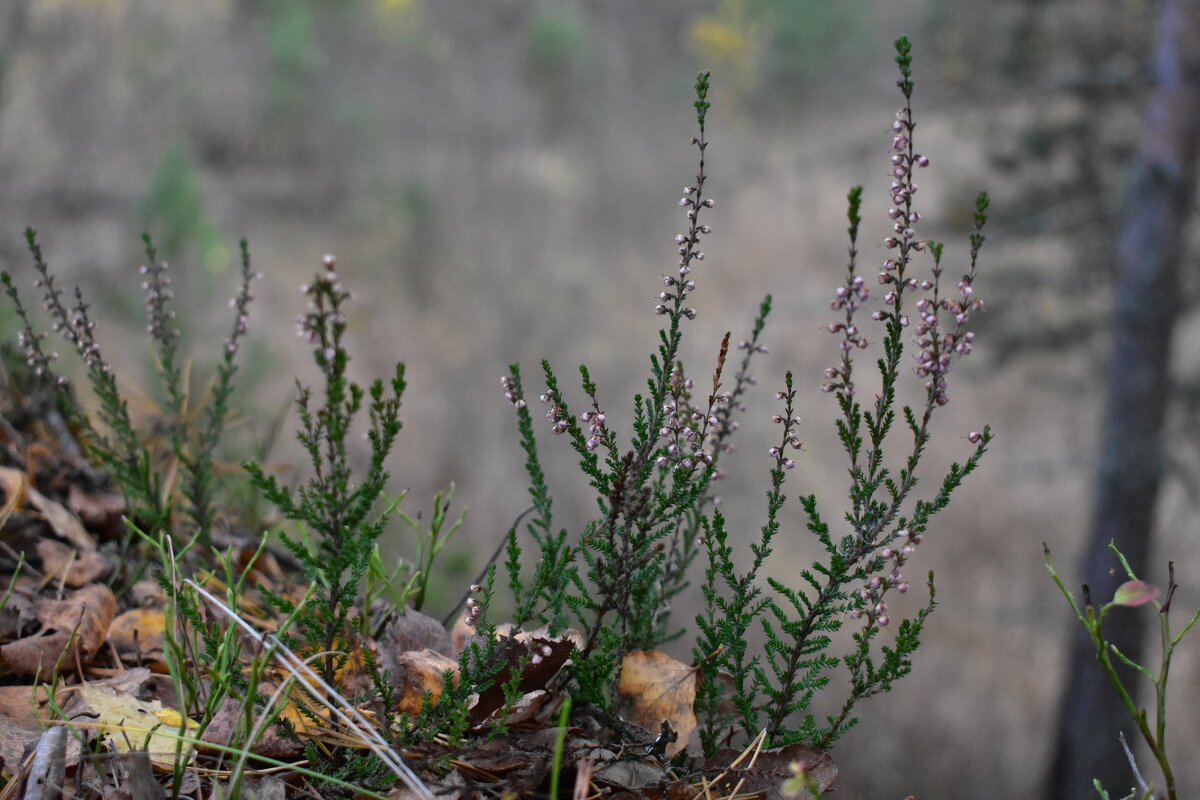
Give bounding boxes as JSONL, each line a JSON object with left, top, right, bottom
{"left": 244, "top": 254, "right": 408, "bottom": 688}
{"left": 499, "top": 366, "right": 575, "bottom": 634}
{"left": 176, "top": 239, "right": 259, "bottom": 549}
{"left": 695, "top": 369, "right": 800, "bottom": 752}
{"left": 6, "top": 231, "right": 173, "bottom": 555}
{"left": 689, "top": 36, "right": 992, "bottom": 753}
{"left": 500, "top": 71, "right": 751, "bottom": 705}
{"left": 3, "top": 231, "right": 261, "bottom": 564}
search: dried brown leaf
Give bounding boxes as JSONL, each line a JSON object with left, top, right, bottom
{"left": 467, "top": 637, "right": 575, "bottom": 725}
{"left": 0, "top": 685, "right": 57, "bottom": 725}
{"left": 66, "top": 485, "right": 125, "bottom": 538}
{"left": 234, "top": 545, "right": 284, "bottom": 589}
{"left": 333, "top": 638, "right": 379, "bottom": 698}
{"left": 616, "top": 650, "right": 698, "bottom": 758}
{"left": 112, "top": 751, "right": 162, "bottom": 800}
{"left": 199, "top": 695, "right": 302, "bottom": 760}
{"left": 391, "top": 648, "right": 459, "bottom": 715}
{"left": 36, "top": 539, "right": 111, "bottom": 587}
{"left": 24, "top": 485, "right": 94, "bottom": 551}
{"left": 0, "top": 583, "right": 116, "bottom": 675}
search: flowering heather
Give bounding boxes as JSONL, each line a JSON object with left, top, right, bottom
{"left": 0, "top": 35, "right": 996, "bottom": 800}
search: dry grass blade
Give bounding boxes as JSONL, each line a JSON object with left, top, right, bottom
{"left": 572, "top": 755, "right": 595, "bottom": 800}
{"left": 184, "top": 579, "right": 435, "bottom": 800}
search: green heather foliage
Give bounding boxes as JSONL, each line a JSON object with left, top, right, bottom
{"left": 1, "top": 36, "right": 1003, "bottom": 794}
{"left": 499, "top": 38, "right": 991, "bottom": 750}
{"left": 242, "top": 257, "right": 408, "bottom": 689}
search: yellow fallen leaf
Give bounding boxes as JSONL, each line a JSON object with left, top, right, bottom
{"left": 390, "top": 648, "right": 459, "bottom": 715}
{"left": 76, "top": 683, "right": 198, "bottom": 769}
{"left": 617, "top": 650, "right": 698, "bottom": 758}
{"left": 0, "top": 466, "right": 26, "bottom": 528}
{"left": 107, "top": 607, "right": 167, "bottom": 655}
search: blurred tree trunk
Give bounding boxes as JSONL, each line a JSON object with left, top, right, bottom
{"left": 1046, "top": 1, "right": 1200, "bottom": 797}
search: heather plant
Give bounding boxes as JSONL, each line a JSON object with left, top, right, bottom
{"left": 242, "top": 255, "right": 408, "bottom": 689}
{"left": 0, "top": 33, "right": 998, "bottom": 800}
{"left": 1045, "top": 543, "right": 1200, "bottom": 800}
{"left": 497, "top": 70, "right": 775, "bottom": 707}
{"left": 702, "top": 39, "right": 992, "bottom": 750}
{"left": 1, "top": 230, "right": 258, "bottom": 563}
{"left": 499, "top": 35, "right": 992, "bottom": 751}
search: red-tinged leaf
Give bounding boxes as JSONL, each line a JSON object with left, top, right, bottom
{"left": 1112, "top": 580, "right": 1160, "bottom": 607}
{"left": 467, "top": 636, "right": 574, "bottom": 724}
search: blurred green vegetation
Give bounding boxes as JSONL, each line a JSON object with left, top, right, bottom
{"left": 688, "top": 0, "right": 871, "bottom": 110}
{"left": 265, "top": 0, "right": 316, "bottom": 116}
{"left": 139, "top": 143, "right": 229, "bottom": 276}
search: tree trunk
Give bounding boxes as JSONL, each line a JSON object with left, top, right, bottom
{"left": 1046, "top": 1, "right": 1200, "bottom": 797}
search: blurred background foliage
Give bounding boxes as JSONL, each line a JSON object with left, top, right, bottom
{"left": 0, "top": 0, "right": 1195, "bottom": 798}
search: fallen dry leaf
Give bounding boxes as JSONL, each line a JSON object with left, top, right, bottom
{"left": 391, "top": 648, "right": 459, "bottom": 715}
{"left": 0, "top": 466, "right": 26, "bottom": 527}
{"left": 616, "top": 650, "right": 698, "bottom": 758}
{"left": 499, "top": 688, "right": 552, "bottom": 727}
{"left": 334, "top": 638, "right": 379, "bottom": 698}
{"left": 66, "top": 484, "right": 125, "bottom": 539}
{"left": 467, "top": 637, "right": 575, "bottom": 725}
{"left": 36, "top": 538, "right": 112, "bottom": 587}
{"left": 0, "top": 684, "right": 58, "bottom": 725}
{"left": 111, "top": 751, "right": 164, "bottom": 800}
{"left": 0, "top": 715, "right": 44, "bottom": 773}
{"left": 25, "top": 485, "right": 96, "bottom": 551}
{"left": 128, "top": 580, "right": 166, "bottom": 607}
{"left": 593, "top": 749, "right": 662, "bottom": 791}
{"left": 0, "top": 593, "right": 32, "bottom": 641}
{"left": 453, "top": 734, "right": 554, "bottom": 792}
{"left": 199, "top": 694, "right": 302, "bottom": 760}
{"left": 0, "top": 583, "right": 116, "bottom": 675}
{"left": 75, "top": 682, "right": 198, "bottom": 769}
{"left": 107, "top": 607, "right": 167, "bottom": 658}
